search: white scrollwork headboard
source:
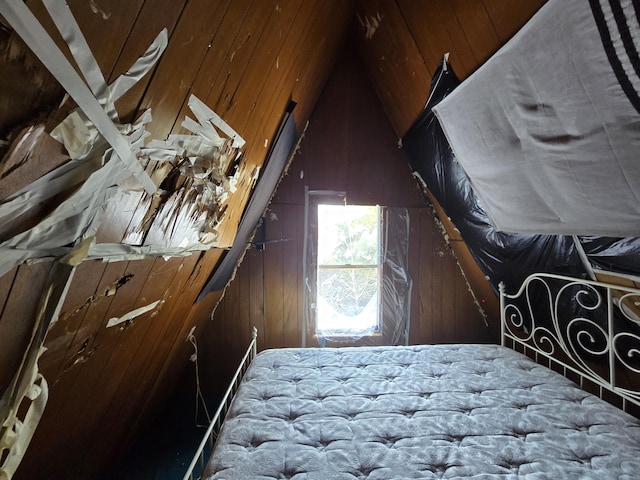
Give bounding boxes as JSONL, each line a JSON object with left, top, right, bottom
{"left": 500, "top": 273, "right": 640, "bottom": 412}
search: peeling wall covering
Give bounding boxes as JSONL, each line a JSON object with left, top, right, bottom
{"left": 0, "top": 0, "right": 360, "bottom": 477}
{"left": 0, "top": 3, "right": 245, "bottom": 477}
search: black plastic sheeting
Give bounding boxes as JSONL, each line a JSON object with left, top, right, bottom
{"left": 580, "top": 237, "right": 640, "bottom": 275}
{"left": 197, "top": 103, "right": 298, "bottom": 301}
{"left": 401, "top": 61, "right": 640, "bottom": 294}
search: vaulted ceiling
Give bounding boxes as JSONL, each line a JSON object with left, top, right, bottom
{"left": 0, "top": 1, "right": 544, "bottom": 479}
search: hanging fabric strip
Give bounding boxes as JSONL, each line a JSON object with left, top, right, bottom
{"left": 187, "top": 95, "right": 246, "bottom": 149}
{"left": 0, "top": 1, "right": 156, "bottom": 194}
{"left": 42, "top": 0, "right": 168, "bottom": 119}
{"left": 41, "top": 0, "right": 108, "bottom": 102}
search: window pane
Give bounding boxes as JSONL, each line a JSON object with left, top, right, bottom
{"left": 317, "top": 267, "right": 378, "bottom": 333}
{"left": 317, "top": 205, "right": 379, "bottom": 266}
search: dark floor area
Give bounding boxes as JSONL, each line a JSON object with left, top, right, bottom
{"left": 102, "top": 373, "right": 219, "bottom": 480}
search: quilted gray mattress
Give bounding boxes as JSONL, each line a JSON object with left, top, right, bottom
{"left": 203, "top": 344, "right": 640, "bottom": 479}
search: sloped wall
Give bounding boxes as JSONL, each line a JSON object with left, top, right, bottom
{"left": 352, "top": 0, "right": 547, "bottom": 333}
{"left": 201, "top": 42, "right": 493, "bottom": 394}
{"left": 0, "top": 2, "right": 356, "bottom": 479}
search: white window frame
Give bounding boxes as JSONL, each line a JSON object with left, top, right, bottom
{"left": 315, "top": 204, "right": 383, "bottom": 336}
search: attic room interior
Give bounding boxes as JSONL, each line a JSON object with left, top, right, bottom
{"left": 2, "top": 0, "right": 640, "bottom": 479}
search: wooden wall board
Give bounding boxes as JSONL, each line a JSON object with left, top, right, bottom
{"left": 273, "top": 41, "right": 423, "bottom": 209}
{"left": 217, "top": 247, "right": 247, "bottom": 361}
{"left": 0, "top": 125, "right": 69, "bottom": 202}
{"left": 422, "top": 213, "right": 442, "bottom": 342}
{"left": 440, "top": 236, "right": 458, "bottom": 343}
{"left": 25, "top": 0, "right": 146, "bottom": 84}
{"left": 281, "top": 204, "right": 303, "bottom": 347}
{"left": 343, "top": 46, "right": 423, "bottom": 207}
{"left": 206, "top": 0, "right": 298, "bottom": 122}
{"left": 17, "top": 260, "right": 129, "bottom": 479}
{"left": 231, "top": 0, "right": 322, "bottom": 172}
{"left": 248, "top": 247, "right": 267, "bottom": 350}
{"left": 395, "top": 0, "right": 440, "bottom": 77}
{"left": 129, "top": 294, "right": 225, "bottom": 438}
{"left": 406, "top": 207, "right": 422, "bottom": 343}
{"left": 263, "top": 204, "right": 286, "bottom": 349}
{"left": 448, "top": 238, "right": 500, "bottom": 340}
{"left": 124, "top": 248, "right": 224, "bottom": 439}
{"left": 287, "top": 0, "right": 356, "bottom": 133}
{"left": 33, "top": 261, "right": 128, "bottom": 422}
{"left": 110, "top": 0, "right": 189, "bottom": 123}
{"left": 354, "top": 0, "right": 430, "bottom": 137}
{"left": 38, "top": 259, "right": 109, "bottom": 382}
{"left": 0, "top": 266, "right": 16, "bottom": 325}
{"left": 22, "top": 257, "right": 157, "bottom": 480}
{"left": 137, "top": 0, "right": 234, "bottom": 141}
{"left": 0, "top": 266, "right": 17, "bottom": 393}
{"left": 214, "top": 0, "right": 355, "bottom": 248}
{"left": 429, "top": 0, "right": 484, "bottom": 77}
{"left": 0, "top": 31, "right": 63, "bottom": 137}
{"left": 396, "top": 0, "right": 474, "bottom": 80}
{"left": 448, "top": 0, "right": 501, "bottom": 68}
{"left": 77, "top": 255, "right": 200, "bottom": 476}
{"left": 227, "top": 0, "right": 311, "bottom": 132}
{"left": 481, "top": 0, "right": 545, "bottom": 44}
{"left": 169, "top": 0, "right": 258, "bottom": 137}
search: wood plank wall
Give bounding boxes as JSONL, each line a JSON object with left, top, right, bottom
{"left": 201, "top": 0, "right": 549, "bottom": 393}
{"left": 201, "top": 42, "right": 492, "bottom": 395}
{"left": 0, "top": 2, "right": 356, "bottom": 479}
{"left": 0, "top": 2, "right": 548, "bottom": 478}
{"left": 352, "top": 0, "right": 547, "bottom": 335}
{"left": 354, "top": 0, "right": 546, "bottom": 137}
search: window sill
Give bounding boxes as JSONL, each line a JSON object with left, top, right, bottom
{"left": 311, "top": 331, "right": 384, "bottom": 347}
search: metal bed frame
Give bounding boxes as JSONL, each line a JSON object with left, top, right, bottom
{"left": 183, "top": 273, "right": 640, "bottom": 480}
{"left": 182, "top": 327, "right": 258, "bottom": 480}
{"left": 500, "top": 272, "right": 640, "bottom": 412}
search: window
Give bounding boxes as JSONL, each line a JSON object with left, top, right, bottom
{"left": 315, "top": 204, "right": 381, "bottom": 336}
{"left": 302, "top": 190, "right": 411, "bottom": 347}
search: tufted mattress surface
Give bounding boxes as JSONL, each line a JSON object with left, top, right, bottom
{"left": 203, "top": 344, "right": 640, "bottom": 479}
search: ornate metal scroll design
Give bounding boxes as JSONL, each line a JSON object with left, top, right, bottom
{"left": 500, "top": 273, "right": 640, "bottom": 406}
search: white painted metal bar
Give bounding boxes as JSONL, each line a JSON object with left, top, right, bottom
{"left": 183, "top": 327, "right": 258, "bottom": 480}
{"left": 501, "top": 272, "right": 640, "bottom": 410}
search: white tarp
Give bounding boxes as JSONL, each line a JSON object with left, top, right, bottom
{"left": 433, "top": 0, "right": 640, "bottom": 236}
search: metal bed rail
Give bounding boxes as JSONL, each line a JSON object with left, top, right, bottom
{"left": 500, "top": 273, "right": 640, "bottom": 412}
{"left": 183, "top": 327, "right": 258, "bottom": 480}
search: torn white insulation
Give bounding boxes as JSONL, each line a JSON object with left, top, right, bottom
{"left": 0, "top": 112, "right": 152, "bottom": 278}
{"left": 137, "top": 94, "right": 245, "bottom": 246}
{"left": 0, "top": 0, "right": 248, "bottom": 274}
{"left": 88, "top": 243, "right": 208, "bottom": 262}
{"left": 0, "top": 90, "right": 244, "bottom": 273}
{"left": 0, "top": 3, "right": 245, "bottom": 477}
{"left": 106, "top": 300, "right": 161, "bottom": 328}
{"left": 186, "top": 95, "right": 245, "bottom": 149}
{"left": 42, "top": 0, "right": 108, "bottom": 105}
